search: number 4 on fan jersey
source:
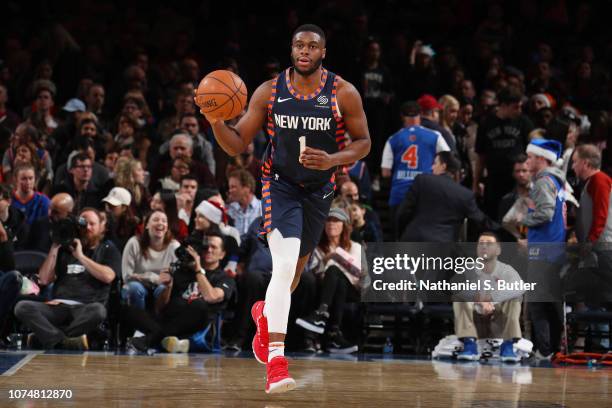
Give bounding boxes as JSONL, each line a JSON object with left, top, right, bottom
{"left": 401, "top": 145, "right": 419, "bottom": 169}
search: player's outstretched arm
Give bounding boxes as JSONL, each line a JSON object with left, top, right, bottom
{"left": 301, "top": 79, "right": 371, "bottom": 170}
{"left": 203, "top": 81, "right": 273, "bottom": 157}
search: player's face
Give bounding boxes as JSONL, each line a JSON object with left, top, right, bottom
{"left": 291, "top": 32, "right": 326, "bottom": 76}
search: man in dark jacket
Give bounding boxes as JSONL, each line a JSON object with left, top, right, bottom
{"left": 397, "top": 152, "right": 496, "bottom": 242}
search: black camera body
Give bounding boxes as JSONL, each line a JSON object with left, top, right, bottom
{"left": 169, "top": 233, "right": 209, "bottom": 275}
{"left": 50, "top": 215, "right": 87, "bottom": 248}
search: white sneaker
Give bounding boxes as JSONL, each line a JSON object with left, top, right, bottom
{"left": 161, "top": 336, "right": 190, "bottom": 353}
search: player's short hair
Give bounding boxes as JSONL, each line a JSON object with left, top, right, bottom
{"left": 575, "top": 144, "right": 602, "bottom": 170}
{"left": 292, "top": 24, "right": 326, "bottom": 45}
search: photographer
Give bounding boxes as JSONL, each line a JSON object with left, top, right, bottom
{"left": 23, "top": 192, "right": 75, "bottom": 252}
{"left": 121, "top": 210, "right": 179, "bottom": 310}
{"left": 125, "top": 232, "right": 236, "bottom": 353}
{"left": 14, "top": 208, "right": 120, "bottom": 350}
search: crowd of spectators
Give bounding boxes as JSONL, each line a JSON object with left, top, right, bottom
{"left": 1, "top": 1, "right": 612, "bottom": 356}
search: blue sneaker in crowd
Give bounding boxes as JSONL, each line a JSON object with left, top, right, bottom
{"left": 190, "top": 328, "right": 208, "bottom": 352}
{"left": 457, "top": 337, "right": 479, "bottom": 361}
{"left": 500, "top": 339, "right": 521, "bottom": 363}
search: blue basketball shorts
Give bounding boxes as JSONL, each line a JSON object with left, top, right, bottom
{"left": 260, "top": 174, "right": 335, "bottom": 257}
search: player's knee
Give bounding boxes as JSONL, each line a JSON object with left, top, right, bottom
{"left": 278, "top": 255, "right": 298, "bottom": 274}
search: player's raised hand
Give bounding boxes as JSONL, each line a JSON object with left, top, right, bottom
{"left": 300, "top": 147, "right": 335, "bottom": 170}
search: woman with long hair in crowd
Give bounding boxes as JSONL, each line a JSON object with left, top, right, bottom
{"left": 114, "top": 157, "right": 150, "bottom": 219}
{"left": 102, "top": 187, "right": 139, "bottom": 252}
{"left": 121, "top": 210, "right": 180, "bottom": 310}
{"left": 150, "top": 191, "right": 188, "bottom": 240}
{"left": 295, "top": 207, "right": 365, "bottom": 354}
{"left": 193, "top": 197, "right": 241, "bottom": 276}
{"left": 438, "top": 94, "right": 460, "bottom": 143}
{"left": 3, "top": 124, "right": 53, "bottom": 190}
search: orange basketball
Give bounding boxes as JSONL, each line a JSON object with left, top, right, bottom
{"left": 195, "top": 70, "right": 248, "bottom": 121}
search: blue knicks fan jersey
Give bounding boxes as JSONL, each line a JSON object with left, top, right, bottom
{"left": 387, "top": 126, "right": 440, "bottom": 206}
{"left": 262, "top": 68, "right": 346, "bottom": 187}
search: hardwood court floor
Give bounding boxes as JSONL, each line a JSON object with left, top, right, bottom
{"left": 1, "top": 351, "right": 611, "bottom": 407}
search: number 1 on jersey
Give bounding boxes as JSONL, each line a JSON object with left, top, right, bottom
{"left": 401, "top": 145, "right": 419, "bottom": 169}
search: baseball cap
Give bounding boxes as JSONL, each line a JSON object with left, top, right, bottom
{"left": 418, "top": 45, "right": 435, "bottom": 57}
{"left": 417, "top": 94, "right": 442, "bottom": 111}
{"left": 328, "top": 207, "right": 350, "bottom": 224}
{"left": 63, "top": 98, "right": 86, "bottom": 113}
{"left": 400, "top": 101, "right": 421, "bottom": 117}
{"left": 559, "top": 109, "right": 581, "bottom": 126}
{"left": 102, "top": 187, "right": 132, "bottom": 207}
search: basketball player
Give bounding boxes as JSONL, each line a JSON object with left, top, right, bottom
{"left": 197, "top": 24, "right": 370, "bottom": 393}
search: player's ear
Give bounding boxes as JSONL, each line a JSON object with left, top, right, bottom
{"left": 322, "top": 47, "right": 326, "bottom": 60}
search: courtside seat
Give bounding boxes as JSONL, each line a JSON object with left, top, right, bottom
{"left": 567, "top": 309, "right": 612, "bottom": 352}
{"left": 361, "top": 302, "right": 420, "bottom": 353}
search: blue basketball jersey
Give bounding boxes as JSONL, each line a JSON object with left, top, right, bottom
{"left": 262, "top": 67, "right": 346, "bottom": 188}
{"left": 387, "top": 126, "right": 440, "bottom": 206}
{"left": 527, "top": 173, "right": 567, "bottom": 262}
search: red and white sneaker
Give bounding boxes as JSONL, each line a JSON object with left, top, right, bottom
{"left": 266, "top": 356, "right": 296, "bottom": 394}
{"left": 251, "top": 300, "right": 268, "bottom": 364}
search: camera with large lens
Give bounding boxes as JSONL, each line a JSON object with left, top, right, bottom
{"left": 169, "top": 233, "right": 209, "bottom": 274}
{"left": 50, "top": 215, "right": 87, "bottom": 248}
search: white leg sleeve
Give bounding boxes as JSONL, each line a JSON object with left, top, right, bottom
{"left": 264, "top": 228, "right": 301, "bottom": 334}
